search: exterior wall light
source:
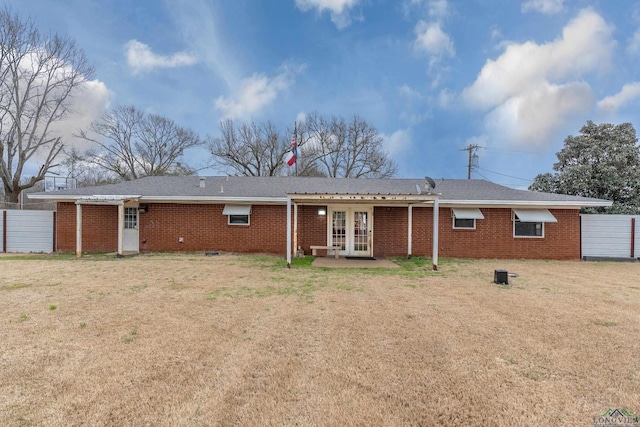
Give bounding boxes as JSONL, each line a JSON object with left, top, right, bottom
{"left": 318, "top": 208, "right": 326, "bottom": 216}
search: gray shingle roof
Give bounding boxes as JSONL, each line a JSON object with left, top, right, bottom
{"left": 30, "top": 175, "right": 612, "bottom": 206}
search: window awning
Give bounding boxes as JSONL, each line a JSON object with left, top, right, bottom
{"left": 222, "top": 205, "right": 252, "bottom": 215}
{"left": 512, "top": 209, "right": 557, "bottom": 223}
{"left": 451, "top": 208, "right": 485, "bottom": 220}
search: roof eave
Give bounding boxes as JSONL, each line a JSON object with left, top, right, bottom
{"left": 289, "top": 193, "right": 439, "bottom": 202}
{"left": 440, "top": 199, "right": 613, "bottom": 208}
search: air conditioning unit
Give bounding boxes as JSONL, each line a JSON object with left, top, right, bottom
{"left": 494, "top": 269, "right": 508, "bottom": 285}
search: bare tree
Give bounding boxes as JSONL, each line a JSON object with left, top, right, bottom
{"left": 209, "top": 119, "right": 291, "bottom": 176}
{"left": 76, "top": 105, "right": 203, "bottom": 180}
{"left": 300, "top": 113, "right": 397, "bottom": 178}
{"left": 58, "top": 147, "right": 119, "bottom": 187}
{"left": 0, "top": 8, "right": 95, "bottom": 204}
{"left": 208, "top": 113, "right": 396, "bottom": 178}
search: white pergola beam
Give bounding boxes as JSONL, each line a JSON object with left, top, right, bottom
{"left": 432, "top": 199, "right": 439, "bottom": 271}
{"left": 286, "top": 196, "right": 292, "bottom": 268}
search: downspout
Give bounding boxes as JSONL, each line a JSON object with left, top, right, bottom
{"left": 432, "top": 199, "right": 439, "bottom": 271}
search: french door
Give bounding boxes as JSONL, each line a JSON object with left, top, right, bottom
{"left": 329, "top": 206, "right": 373, "bottom": 257}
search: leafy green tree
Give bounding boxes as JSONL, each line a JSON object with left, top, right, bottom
{"left": 530, "top": 121, "right": 640, "bottom": 213}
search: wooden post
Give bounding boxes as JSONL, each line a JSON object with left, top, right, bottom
{"left": 75, "top": 203, "right": 82, "bottom": 257}
{"left": 293, "top": 203, "right": 298, "bottom": 257}
{"left": 117, "top": 204, "right": 124, "bottom": 256}
{"left": 286, "top": 197, "right": 292, "bottom": 268}
{"left": 407, "top": 204, "right": 413, "bottom": 258}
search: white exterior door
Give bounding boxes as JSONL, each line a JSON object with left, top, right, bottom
{"left": 329, "top": 206, "right": 373, "bottom": 257}
{"left": 123, "top": 206, "right": 139, "bottom": 252}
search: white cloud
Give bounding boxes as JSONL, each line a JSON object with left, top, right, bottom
{"left": 460, "top": 9, "right": 614, "bottom": 149}
{"left": 437, "top": 87, "right": 456, "bottom": 109}
{"left": 165, "top": 0, "right": 240, "bottom": 88}
{"left": 413, "top": 21, "right": 455, "bottom": 57}
{"left": 521, "top": 0, "right": 564, "bottom": 15}
{"left": 61, "top": 80, "right": 113, "bottom": 148}
{"left": 484, "top": 82, "right": 593, "bottom": 148}
{"left": 428, "top": 0, "right": 448, "bottom": 18}
{"left": 214, "top": 64, "right": 304, "bottom": 119}
{"left": 627, "top": 29, "right": 640, "bottom": 55}
{"left": 125, "top": 40, "right": 198, "bottom": 75}
{"left": 397, "top": 84, "right": 424, "bottom": 100}
{"left": 295, "top": 111, "right": 307, "bottom": 125}
{"left": 295, "top": 0, "right": 361, "bottom": 29}
{"left": 382, "top": 129, "right": 412, "bottom": 156}
{"left": 597, "top": 82, "right": 640, "bottom": 114}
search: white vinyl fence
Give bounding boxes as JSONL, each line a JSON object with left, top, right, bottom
{"left": 581, "top": 214, "right": 640, "bottom": 259}
{"left": 1, "top": 210, "right": 55, "bottom": 253}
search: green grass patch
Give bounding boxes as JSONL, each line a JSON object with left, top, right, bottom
{"left": 1, "top": 283, "right": 31, "bottom": 290}
{"left": 49, "top": 305, "right": 57, "bottom": 311}
{"left": 123, "top": 329, "right": 137, "bottom": 344}
{"left": 593, "top": 319, "right": 618, "bottom": 327}
{"left": 205, "top": 274, "right": 364, "bottom": 302}
{"left": 0, "top": 253, "right": 77, "bottom": 261}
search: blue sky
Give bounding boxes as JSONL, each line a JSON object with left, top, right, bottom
{"left": 11, "top": 0, "right": 640, "bottom": 188}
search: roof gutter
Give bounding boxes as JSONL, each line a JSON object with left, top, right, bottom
{"left": 440, "top": 199, "right": 613, "bottom": 208}
{"left": 29, "top": 194, "right": 288, "bottom": 204}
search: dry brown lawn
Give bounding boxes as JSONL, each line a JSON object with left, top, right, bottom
{"left": 1, "top": 253, "right": 639, "bottom": 426}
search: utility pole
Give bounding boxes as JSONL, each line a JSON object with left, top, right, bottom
{"left": 461, "top": 144, "right": 481, "bottom": 179}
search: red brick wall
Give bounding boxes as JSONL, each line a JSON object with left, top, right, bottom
{"left": 372, "top": 206, "right": 579, "bottom": 259}
{"left": 437, "top": 208, "right": 580, "bottom": 260}
{"left": 57, "top": 202, "right": 118, "bottom": 252}
{"left": 373, "top": 207, "right": 408, "bottom": 257}
{"left": 297, "top": 205, "right": 329, "bottom": 255}
{"left": 139, "top": 203, "right": 288, "bottom": 253}
{"left": 56, "top": 202, "right": 581, "bottom": 259}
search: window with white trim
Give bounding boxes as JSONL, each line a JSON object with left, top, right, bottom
{"left": 223, "top": 204, "right": 251, "bottom": 225}
{"left": 451, "top": 208, "right": 484, "bottom": 230}
{"left": 124, "top": 207, "right": 138, "bottom": 229}
{"left": 512, "top": 209, "right": 557, "bottom": 238}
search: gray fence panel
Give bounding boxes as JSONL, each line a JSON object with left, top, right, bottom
{"left": 4, "top": 210, "right": 54, "bottom": 253}
{"left": 581, "top": 214, "right": 639, "bottom": 258}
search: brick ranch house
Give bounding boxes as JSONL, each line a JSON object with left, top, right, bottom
{"left": 30, "top": 176, "right": 611, "bottom": 267}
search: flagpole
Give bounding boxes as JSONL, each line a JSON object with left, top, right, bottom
{"left": 294, "top": 121, "right": 298, "bottom": 177}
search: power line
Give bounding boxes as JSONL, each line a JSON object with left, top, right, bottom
{"left": 477, "top": 167, "right": 533, "bottom": 182}
{"left": 484, "top": 147, "right": 537, "bottom": 155}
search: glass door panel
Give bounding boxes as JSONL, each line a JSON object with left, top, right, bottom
{"left": 353, "top": 211, "right": 369, "bottom": 254}
{"left": 331, "top": 211, "right": 346, "bottom": 251}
